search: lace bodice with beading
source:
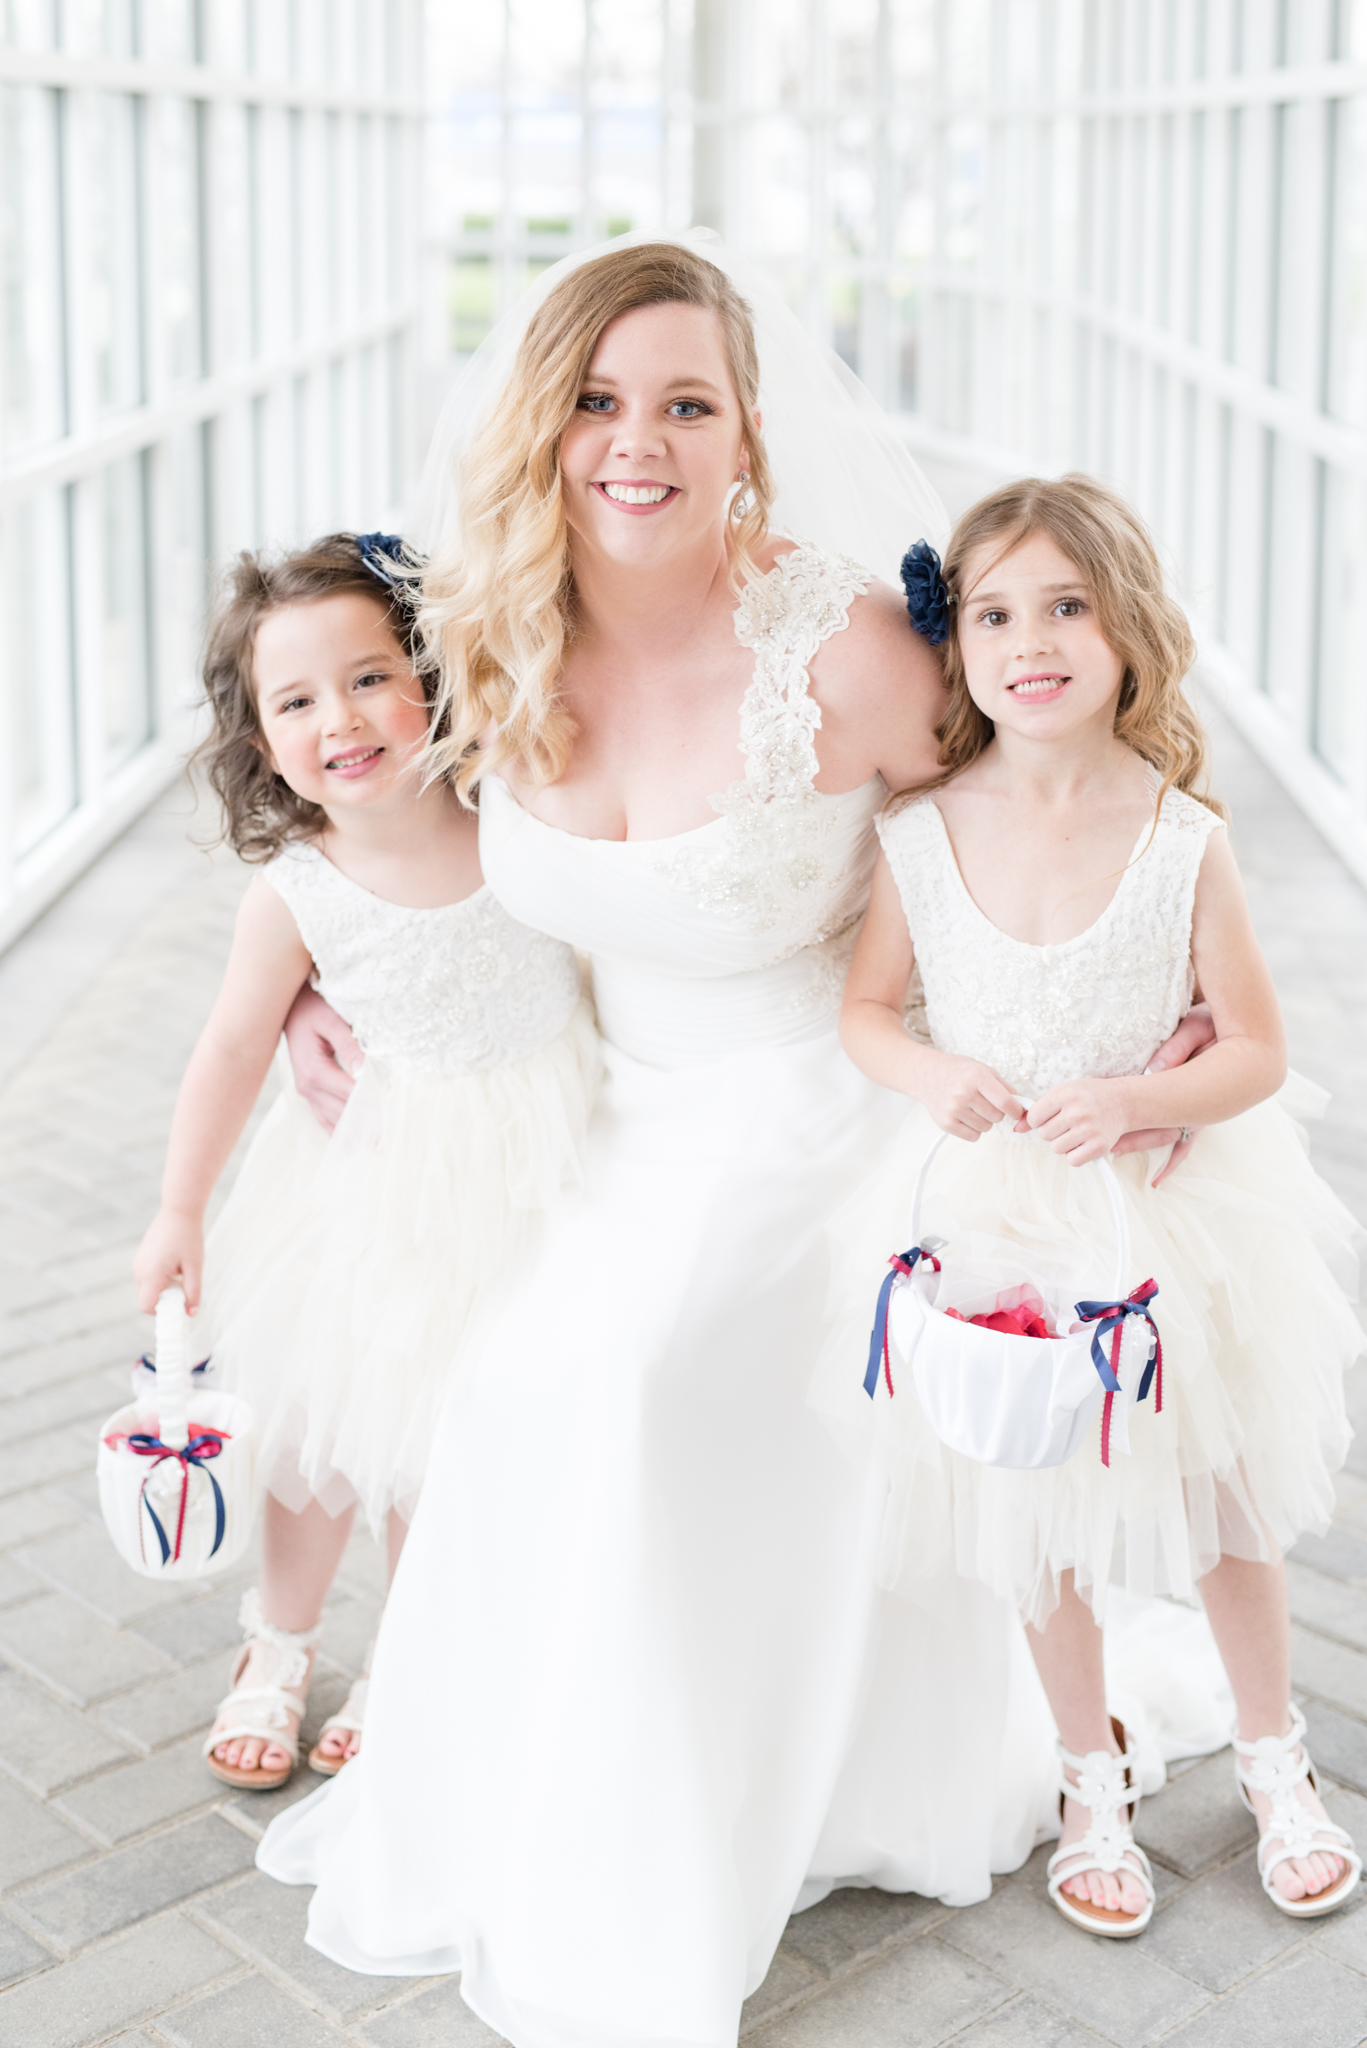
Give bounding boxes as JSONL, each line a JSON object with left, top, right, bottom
{"left": 478, "top": 539, "right": 887, "bottom": 1066}
{"left": 264, "top": 844, "right": 582, "bottom": 1079}
{"left": 878, "top": 788, "right": 1224, "bottom": 1096}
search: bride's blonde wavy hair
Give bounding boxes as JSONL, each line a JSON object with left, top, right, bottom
{"left": 422, "top": 242, "right": 772, "bottom": 803}
{"left": 914, "top": 474, "right": 1224, "bottom": 825}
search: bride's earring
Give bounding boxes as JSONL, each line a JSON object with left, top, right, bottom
{"left": 733, "top": 467, "right": 752, "bottom": 516}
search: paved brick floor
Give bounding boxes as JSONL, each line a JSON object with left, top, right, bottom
{"left": 0, "top": 703, "right": 1365, "bottom": 2048}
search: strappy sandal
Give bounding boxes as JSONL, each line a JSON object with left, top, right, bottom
{"left": 202, "top": 1589, "right": 322, "bottom": 1791}
{"left": 1046, "top": 1718, "right": 1156, "bottom": 1938}
{"left": 1234, "top": 1704, "right": 1362, "bottom": 1918}
{"left": 309, "top": 1675, "right": 368, "bottom": 1776}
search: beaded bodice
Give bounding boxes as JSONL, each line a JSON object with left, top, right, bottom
{"left": 878, "top": 788, "right": 1224, "bottom": 1095}
{"left": 264, "top": 844, "right": 582, "bottom": 1079}
{"left": 479, "top": 540, "right": 887, "bottom": 1067}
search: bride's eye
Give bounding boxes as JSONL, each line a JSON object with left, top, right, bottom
{"left": 578, "top": 392, "right": 616, "bottom": 413}
{"left": 666, "top": 398, "right": 712, "bottom": 418}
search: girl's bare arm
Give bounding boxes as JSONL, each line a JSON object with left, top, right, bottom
{"left": 134, "top": 878, "right": 313, "bottom": 1310}
{"left": 1027, "top": 831, "right": 1286, "bottom": 1162}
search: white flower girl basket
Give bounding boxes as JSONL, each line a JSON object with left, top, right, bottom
{"left": 865, "top": 1134, "right": 1163, "bottom": 1470}
{"left": 97, "top": 1287, "right": 257, "bottom": 1578}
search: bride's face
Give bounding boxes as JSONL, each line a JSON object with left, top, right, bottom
{"left": 559, "top": 301, "right": 752, "bottom": 570}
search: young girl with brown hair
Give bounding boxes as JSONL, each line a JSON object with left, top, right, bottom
{"left": 134, "top": 533, "right": 598, "bottom": 1793}
{"left": 831, "top": 475, "right": 1362, "bottom": 1937}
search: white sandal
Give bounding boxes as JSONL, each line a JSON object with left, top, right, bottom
{"left": 309, "top": 1674, "right": 369, "bottom": 1776}
{"left": 1046, "top": 1721, "right": 1156, "bottom": 1938}
{"left": 202, "top": 1589, "right": 322, "bottom": 1791}
{"left": 1234, "top": 1704, "right": 1362, "bottom": 1918}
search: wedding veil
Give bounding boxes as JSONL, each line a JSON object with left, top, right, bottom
{"left": 413, "top": 228, "right": 949, "bottom": 585}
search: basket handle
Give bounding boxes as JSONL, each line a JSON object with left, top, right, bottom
{"left": 154, "top": 1286, "right": 191, "bottom": 1452}
{"left": 907, "top": 1130, "right": 1131, "bottom": 1299}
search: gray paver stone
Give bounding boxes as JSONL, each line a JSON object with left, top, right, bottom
{"left": 1289, "top": 1527, "right": 1367, "bottom": 1582}
{"left": 317, "top": 1595, "right": 379, "bottom": 1679}
{"left": 1131, "top": 1749, "right": 1256, "bottom": 1879}
{"left": 949, "top": 1997, "right": 1113, "bottom": 2047}
{"left": 747, "top": 1934, "right": 1011, "bottom": 2048}
{"left": 223, "top": 1763, "right": 331, "bottom": 1840}
{"left": 0, "top": 1913, "right": 238, "bottom": 2048}
{"left": 940, "top": 1882, "right": 1210, "bottom": 2047}
{"left": 157, "top": 1971, "right": 351, "bottom": 2047}
{"left": 0, "top": 1554, "right": 40, "bottom": 1608}
{"left": 20, "top": 1812, "right": 257, "bottom": 1948}
{"left": 195, "top": 1871, "right": 411, "bottom": 2020}
{"left": 357, "top": 1977, "right": 507, "bottom": 2046}
{"left": 0, "top": 1664, "right": 132, "bottom": 1794}
{"left": 1292, "top": 1623, "right": 1367, "bottom": 1719}
{"left": 2, "top": 1370, "right": 128, "bottom": 1442}
{"left": 1287, "top": 1560, "right": 1367, "bottom": 1652}
{"left": 1304, "top": 1702, "right": 1367, "bottom": 1797}
{"left": 0, "top": 1487, "right": 79, "bottom": 1550}
{"left": 17, "top": 1521, "right": 196, "bottom": 1628}
{"left": 0, "top": 1776, "right": 87, "bottom": 1891}
{"left": 740, "top": 1947, "right": 823, "bottom": 2030}
{"left": 131, "top": 1584, "right": 259, "bottom": 1664}
{"left": 0, "top": 1909, "right": 54, "bottom": 1988}
{"left": 779, "top": 1883, "right": 947, "bottom": 1978}
{"left": 0, "top": 1591, "right": 175, "bottom": 1705}
{"left": 54, "top": 1735, "right": 225, "bottom": 1846}
{"left": 1140, "top": 1847, "right": 1313, "bottom": 1991}
{"left": 0, "top": 1427, "right": 97, "bottom": 1502}
{"left": 96, "top": 1656, "right": 232, "bottom": 1752}
{"left": 1158, "top": 1947, "right": 1367, "bottom": 2047}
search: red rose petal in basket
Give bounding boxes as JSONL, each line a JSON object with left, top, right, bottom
{"left": 944, "top": 1304, "right": 1055, "bottom": 1340}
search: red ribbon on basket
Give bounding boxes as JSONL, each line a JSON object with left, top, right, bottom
{"left": 117, "top": 1431, "right": 230, "bottom": 1566}
{"left": 1073, "top": 1281, "right": 1163, "bottom": 1467}
{"left": 865, "top": 1246, "right": 942, "bottom": 1399}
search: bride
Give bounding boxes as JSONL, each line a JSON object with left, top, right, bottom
{"left": 258, "top": 235, "right": 1209, "bottom": 2048}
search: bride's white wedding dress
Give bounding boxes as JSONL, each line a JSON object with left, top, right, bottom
{"left": 256, "top": 542, "right": 1213, "bottom": 2048}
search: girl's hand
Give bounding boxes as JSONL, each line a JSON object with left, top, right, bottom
{"left": 284, "top": 986, "right": 363, "bottom": 1133}
{"left": 922, "top": 1056, "right": 1025, "bottom": 1142}
{"left": 135, "top": 1210, "right": 205, "bottom": 1314}
{"left": 1025, "top": 1079, "right": 1131, "bottom": 1165}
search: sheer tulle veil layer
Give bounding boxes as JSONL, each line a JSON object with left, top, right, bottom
{"left": 414, "top": 227, "right": 949, "bottom": 583}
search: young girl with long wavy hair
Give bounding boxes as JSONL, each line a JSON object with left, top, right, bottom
{"left": 828, "top": 475, "right": 1362, "bottom": 1938}
{"left": 134, "top": 533, "right": 597, "bottom": 1794}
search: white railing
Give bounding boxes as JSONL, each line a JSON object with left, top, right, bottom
{"left": 0, "top": 6, "right": 425, "bottom": 949}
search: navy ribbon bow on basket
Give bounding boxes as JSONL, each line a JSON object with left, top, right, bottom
{"left": 124, "top": 1431, "right": 229, "bottom": 1566}
{"left": 1074, "top": 1280, "right": 1163, "bottom": 1467}
{"left": 864, "top": 1246, "right": 942, "bottom": 1398}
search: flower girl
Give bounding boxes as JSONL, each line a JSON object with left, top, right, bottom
{"left": 134, "top": 533, "right": 598, "bottom": 1792}
{"left": 829, "top": 477, "right": 1362, "bottom": 1937}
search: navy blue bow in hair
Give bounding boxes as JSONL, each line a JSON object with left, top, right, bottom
{"left": 356, "top": 531, "right": 426, "bottom": 597}
{"left": 900, "top": 539, "right": 950, "bottom": 645}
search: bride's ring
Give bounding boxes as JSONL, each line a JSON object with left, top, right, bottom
{"left": 1177, "top": 1126, "right": 1193, "bottom": 1144}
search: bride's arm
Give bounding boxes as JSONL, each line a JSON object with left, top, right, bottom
{"left": 282, "top": 985, "right": 364, "bottom": 1132}
{"left": 807, "top": 581, "right": 946, "bottom": 794}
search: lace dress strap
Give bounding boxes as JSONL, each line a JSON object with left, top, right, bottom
{"left": 724, "top": 539, "right": 872, "bottom": 806}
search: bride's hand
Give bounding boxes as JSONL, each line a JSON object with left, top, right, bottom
{"left": 1111, "top": 1001, "right": 1216, "bottom": 1183}
{"left": 921, "top": 1056, "right": 1025, "bottom": 1142}
{"left": 284, "top": 986, "right": 363, "bottom": 1133}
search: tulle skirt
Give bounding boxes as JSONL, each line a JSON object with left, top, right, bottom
{"left": 201, "top": 1002, "right": 600, "bottom": 1531}
{"left": 814, "top": 1081, "right": 1362, "bottom": 1630}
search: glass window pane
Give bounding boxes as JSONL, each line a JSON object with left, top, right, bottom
{"left": 1, "top": 1, "right": 58, "bottom": 49}
{"left": 1, "top": 489, "right": 75, "bottom": 854}
{"left": 86, "top": 92, "right": 143, "bottom": 417}
{"left": 142, "top": 0, "right": 198, "bottom": 67}
{"left": 149, "top": 97, "right": 203, "bottom": 389}
{"left": 99, "top": 454, "right": 152, "bottom": 770}
{"left": 0, "top": 83, "right": 65, "bottom": 454}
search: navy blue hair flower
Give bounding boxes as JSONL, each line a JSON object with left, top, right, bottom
{"left": 356, "top": 531, "right": 425, "bottom": 603}
{"left": 900, "top": 539, "right": 950, "bottom": 646}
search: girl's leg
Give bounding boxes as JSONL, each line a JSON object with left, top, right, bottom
{"left": 1026, "top": 1572, "right": 1149, "bottom": 1915}
{"left": 213, "top": 1493, "right": 355, "bottom": 1773}
{"left": 313, "top": 1506, "right": 410, "bottom": 1766}
{"left": 1198, "top": 1553, "right": 1347, "bottom": 1901}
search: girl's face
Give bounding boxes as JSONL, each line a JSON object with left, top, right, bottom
{"left": 253, "top": 592, "right": 428, "bottom": 812}
{"left": 957, "top": 531, "right": 1124, "bottom": 742}
{"left": 558, "top": 301, "right": 753, "bottom": 572}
